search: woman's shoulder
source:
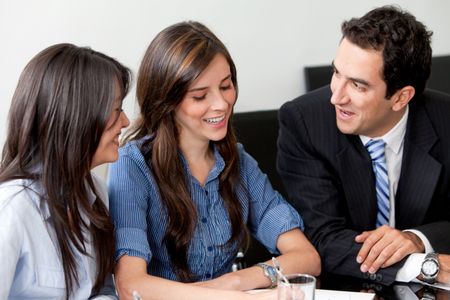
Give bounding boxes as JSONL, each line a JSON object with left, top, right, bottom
{"left": 119, "top": 137, "right": 147, "bottom": 157}
{"left": 116, "top": 137, "right": 152, "bottom": 167}
{"left": 0, "top": 179, "right": 39, "bottom": 217}
{"left": 0, "top": 179, "right": 34, "bottom": 200}
{"left": 109, "top": 136, "right": 155, "bottom": 184}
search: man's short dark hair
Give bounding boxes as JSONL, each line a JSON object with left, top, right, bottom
{"left": 341, "top": 5, "right": 433, "bottom": 98}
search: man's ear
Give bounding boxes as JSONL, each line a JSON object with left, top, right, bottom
{"left": 391, "top": 86, "right": 415, "bottom": 111}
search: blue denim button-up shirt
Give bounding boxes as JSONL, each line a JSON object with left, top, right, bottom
{"left": 108, "top": 138, "right": 303, "bottom": 281}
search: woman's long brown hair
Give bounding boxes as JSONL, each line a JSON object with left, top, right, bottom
{"left": 0, "top": 44, "right": 130, "bottom": 298}
{"left": 125, "top": 21, "right": 249, "bottom": 281}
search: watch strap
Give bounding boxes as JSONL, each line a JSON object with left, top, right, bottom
{"left": 421, "top": 252, "right": 439, "bottom": 284}
{"left": 257, "top": 263, "right": 277, "bottom": 288}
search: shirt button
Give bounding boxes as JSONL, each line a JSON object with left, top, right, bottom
{"left": 201, "top": 217, "right": 207, "bottom": 223}
{"left": 205, "top": 190, "right": 209, "bottom": 196}
{"left": 207, "top": 246, "right": 213, "bottom": 251}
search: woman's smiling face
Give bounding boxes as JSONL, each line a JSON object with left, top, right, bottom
{"left": 175, "top": 54, "right": 236, "bottom": 146}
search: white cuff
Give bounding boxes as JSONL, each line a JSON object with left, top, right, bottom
{"left": 395, "top": 253, "right": 425, "bottom": 282}
{"left": 404, "top": 229, "right": 434, "bottom": 253}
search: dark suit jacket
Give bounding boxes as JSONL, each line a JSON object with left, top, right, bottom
{"left": 277, "top": 85, "right": 450, "bottom": 285}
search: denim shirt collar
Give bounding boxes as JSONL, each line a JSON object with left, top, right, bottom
{"left": 178, "top": 144, "right": 225, "bottom": 186}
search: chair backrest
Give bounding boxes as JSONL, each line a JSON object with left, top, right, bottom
{"left": 304, "top": 65, "right": 333, "bottom": 92}
{"left": 303, "top": 55, "right": 450, "bottom": 95}
{"left": 232, "top": 110, "right": 286, "bottom": 197}
{"left": 232, "top": 110, "right": 282, "bottom": 266}
{"left": 427, "top": 55, "right": 450, "bottom": 95}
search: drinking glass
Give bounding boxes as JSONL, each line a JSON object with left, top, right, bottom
{"left": 277, "top": 273, "right": 316, "bottom": 300}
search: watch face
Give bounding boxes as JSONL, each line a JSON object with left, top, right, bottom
{"left": 423, "top": 260, "right": 439, "bottom": 276}
{"left": 266, "top": 266, "right": 277, "bottom": 277}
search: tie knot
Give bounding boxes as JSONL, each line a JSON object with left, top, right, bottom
{"left": 365, "top": 139, "right": 386, "bottom": 162}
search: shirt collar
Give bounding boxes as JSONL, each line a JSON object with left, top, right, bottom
{"left": 24, "top": 180, "right": 51, "bottom": 220}
{"left": 360, "top": 105, "right": 409, "bottom": 154}
{"left": 208, "top": 145, "right": 225, "bottom": 182}
{"left": 179, "top": 144, "right": 225, "bottom": 184}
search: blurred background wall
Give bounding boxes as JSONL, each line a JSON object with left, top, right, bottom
{"left": 1, "top": 0, "right": 449, "bottom": 175}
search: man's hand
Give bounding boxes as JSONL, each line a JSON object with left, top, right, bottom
{"left": 355, "top": 225, "right": 425, "bottom": 273}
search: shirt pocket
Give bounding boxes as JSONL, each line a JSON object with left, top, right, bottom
{"left": 35, "top": 265, "right": 65, "bottom": 289}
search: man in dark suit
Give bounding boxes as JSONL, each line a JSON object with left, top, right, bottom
{"left": 277, "top": 6, "right": 450, "bottom": 286}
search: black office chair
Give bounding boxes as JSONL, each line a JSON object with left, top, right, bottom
{"left": 303, "top": 55, "right": 450, "bottom": 95}
{"left": 427, "top": 55, "right": 450, "bottom": 95}
{"left": 231, "top": 110, "right": 283, "bottom": 267}
{"left": 304, "top": 65, "right": 333, "bottom": 92}
{"left": 232, "top": 110, "right": 286, "bottom": 197}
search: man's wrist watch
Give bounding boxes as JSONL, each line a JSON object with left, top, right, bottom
{"left": 257, "top": 263, "right": 278, "bottom": 288}
{"left": 421, "top": 252, "right": 440, "bottom": 284}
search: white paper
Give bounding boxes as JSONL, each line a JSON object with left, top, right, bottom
{"left": 247, "top": 288, "right": 375, "bottom": 299}
{"left": 316, "top": 289, "right": 375, "bottom": 300}
{"left": 424, "top": 282, "right": 450, "bottom": 291}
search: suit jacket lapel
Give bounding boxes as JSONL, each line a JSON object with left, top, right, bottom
{"left": 336, "top": 135, "right": 378, "bottom": 230}
{"left": 396, "top": 101, "right": 441, "bottom": 229}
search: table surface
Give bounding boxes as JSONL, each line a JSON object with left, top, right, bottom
{"left": 318, "top": 273, "right": 450, "bottom": 300}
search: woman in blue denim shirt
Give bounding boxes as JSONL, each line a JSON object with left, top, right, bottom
{"left": 109, "top": 21, "right": 320, "bottom": 300}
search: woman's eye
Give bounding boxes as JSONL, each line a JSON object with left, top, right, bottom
{"left": 193, "top": 95, "right": 206, "bottom": 101}
{"left": 220, "top": 85, "right": 231, "bottom": 91}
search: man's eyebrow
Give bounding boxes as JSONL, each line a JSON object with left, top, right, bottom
{"left": 349, "top": 77, "right": 370, "bottom": 87}
{"left": 332, "top": 61, "right": 371, "bottom": 87}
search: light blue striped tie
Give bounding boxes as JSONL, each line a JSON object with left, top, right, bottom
{"left": 366, "top": 139, "right": 390, "bottom": 227}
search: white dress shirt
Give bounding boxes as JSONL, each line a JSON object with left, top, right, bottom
{"left": 0, "top": 174, "right": 117, "bottom": 299}
{"left": 360, "top": 106, "right": 432, "bottom": 282}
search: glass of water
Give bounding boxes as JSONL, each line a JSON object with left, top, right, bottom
{"left": 278, "top": 273, "right": 316, "bottom": 300}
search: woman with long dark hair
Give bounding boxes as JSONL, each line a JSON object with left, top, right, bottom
{"left": 109, "top": 21, "right": 320, "bottom": 300}
{"left": 0, "top": 43, "right": 130, "bottom": 299}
